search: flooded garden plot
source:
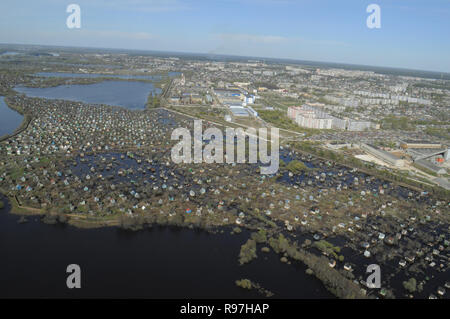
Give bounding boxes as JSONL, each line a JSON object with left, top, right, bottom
{"left": 0, "top": 93, "right": 448, "bottom": 299}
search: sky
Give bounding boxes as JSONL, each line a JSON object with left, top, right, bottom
{"left": 0, "top": 0, "right": 449, "bottom": 72}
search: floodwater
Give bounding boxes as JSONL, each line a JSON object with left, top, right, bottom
{"left": 0, "top": 96, "right": 23, "bottom": 137}
{"left": 0, "top": 196, "right": 333, "bottom": 298}
{"left": 14, "top": 81, "right": 161, "bottom": 110}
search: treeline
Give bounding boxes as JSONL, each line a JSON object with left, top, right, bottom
{"left": 258, "top": 110, "right": 320, "bottom": 136}
{"left": 235, "top": 278, "right": 274, "bottom": 297}
{"left": 117, "top": 212, "right": 216, "bottom": 231}
{"left": 284, "top": 160, "right": 308, "bottom": 174}
{"left": 146, "top": 95, "right": 161, "bottom": 109}
{"left": 24, "top": 77, "right": 103, "bottom": 88}
{"left": 380, "top": 116, "right": 415, "bottom": 130}
{"left": 253, "top": 82, "right": 278, "bottom": 90}
{"left": 425, "top": 126, "right": 450, "bottom": 140}
{"left": 262, "top": 233, "right": 366, "bottom": 299}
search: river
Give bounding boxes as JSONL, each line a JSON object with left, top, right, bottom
{"left": 14, "top": 81, "right": 161, "bottom": 110}
{"left": 0, "top": 96, "right": 23, "bottom": 137}
{"left": 0, "top": 196, "right": 333, "bottom": 298}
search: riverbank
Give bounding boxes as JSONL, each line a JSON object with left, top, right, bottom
{"left": 2, "top": 192, "right": 121, "bottom": 229}
{"left": 0, "top": 96, "right": 31, "bottom": 142}
{"left": 24, "top": 76, "right": 168, "bottom": 89}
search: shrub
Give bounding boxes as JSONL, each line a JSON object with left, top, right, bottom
{"left": 403, "top": 278, "right": 417, "bottom": 293}
{"left": 235, "top": 279, "right": 253, "bottom": 289}
{"left": 286, "top": 160, "right": 307, "bottom": 174}
{"left": 251, "top": 229, "right": 267, "bottom": 243}
{"left": 239, "top": 239, "right": 257, "bottom": 265}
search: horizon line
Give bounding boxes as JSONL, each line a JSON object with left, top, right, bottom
{"left": 1, "top": 42, "right": 449, "bottom": 76}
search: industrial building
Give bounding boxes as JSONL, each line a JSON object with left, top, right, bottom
{"left": 229, "top": 107, "right": 249, "bottom": 117}
{"left": 400, "top": 140, "right": 443, "bottom": 149}
{"left": 414, "top": 159, "right": 446, "bottom": 175}
{"left": 406, "top": 147, "right": 450, "bottom": 162}
{"left": 214, "top": 88, "right": 243, "bottom": 100}
{"left": 404, "top": 145, "right": 448, "bottom": 175}
{"left": 360, "top": 143, "right": 404, "bottom": 167}
{"left": 245, "top": 95, "right": 255, "bottom": 104}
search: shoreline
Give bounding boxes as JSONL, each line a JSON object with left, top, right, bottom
{"left": 4, "top": 193, "right": 121, "bottom": 229}
{"left": 0, "top": 97, "right": 33, "bottom": 142}
{"left": 0, "top": 194, "right": 355, "bottom": 299}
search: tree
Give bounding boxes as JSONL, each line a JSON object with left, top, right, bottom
{"left": 286, "top": 160, "right": 307, "bottom": 174}
{"left": 403, "top": 278, "right": 417, "bottom": 293}
{"left": 251, "top": 229, "right": 267, "bottom": 243}
{"left": 147, "top": 95, "right": 161, "bottom": 109}
{"left": 235, "top": 279, "right": 253, "bottom": 289}
{"left": 239, "top": 239, "right": 257, "bottom": 265}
